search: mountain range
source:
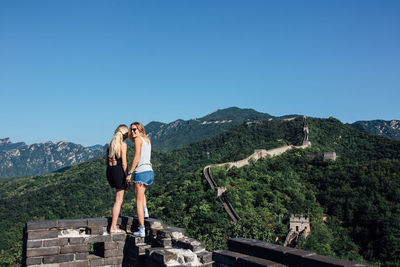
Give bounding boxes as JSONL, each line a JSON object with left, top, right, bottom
{"left": 349, "top": 119, "right": 400, "bottom": 139}
{"left": 1, "top": 107, "right": 399, "bottom": 179}
{"left": 0, "top": 138, "right": 104, "bottom": 178}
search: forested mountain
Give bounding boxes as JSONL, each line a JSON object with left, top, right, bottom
{"left": 0, "top": 116, "right": 399, "bottom": 266}
{"left": 350, "top": 119, "right": 400, "bottom": 139}
{"left": 146, "top": 107, "right": 275, "bottom": 151}
{"left": 0, "top": 138, "right": 104, "bottom": 178}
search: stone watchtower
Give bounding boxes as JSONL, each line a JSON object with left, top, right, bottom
{"left": 289, "top": 215, "right": 310, "bottom": 237}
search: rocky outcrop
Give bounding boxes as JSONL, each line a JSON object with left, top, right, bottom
{"left": 0, "top": 139, "right": 104, "bottom": 177}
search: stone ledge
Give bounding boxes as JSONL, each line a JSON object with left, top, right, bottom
{"left": 58, "top": 219, "right": 88, "bottom": 229}
{"left": 27, "top": 220, "right": 58, "bottom": 231}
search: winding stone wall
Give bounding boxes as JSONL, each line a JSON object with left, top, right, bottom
{"left": 23, "top": 217, "right": 213, "bottom": 267}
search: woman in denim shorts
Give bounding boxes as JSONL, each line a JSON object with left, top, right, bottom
{"left": 126, "top": 122, "right": 154, "bottom": 237}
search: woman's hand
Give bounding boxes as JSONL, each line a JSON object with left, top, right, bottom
{"left": 126, "top": 174, "right": 132, "bottom": 183}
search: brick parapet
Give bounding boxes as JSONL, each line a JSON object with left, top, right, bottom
{"left": 212, "top": 237, "right": 376, "bottom": 267}
{"left": 23, "top": 217, "right": 213, "bottom": 267}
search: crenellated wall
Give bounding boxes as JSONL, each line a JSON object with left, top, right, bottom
{"left": 23, "top": 217, "right": 213, "bottom": 267}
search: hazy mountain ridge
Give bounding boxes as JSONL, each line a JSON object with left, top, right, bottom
{"left": 146, "top": 107, "right": 274, "bottom": 151}
{"left": 0, "top": 138, "right": 104, "bottom": 178}
{"left": 350, "top": 120, "right": 400, "bottom": 139}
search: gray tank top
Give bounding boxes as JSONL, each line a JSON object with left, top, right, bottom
{"left": 134, "top": 136, "right": 153, "bottom": 173}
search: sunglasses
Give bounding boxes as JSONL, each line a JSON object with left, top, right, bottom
{"left": 131, "top": 128, "right": 138, "bottom": 132}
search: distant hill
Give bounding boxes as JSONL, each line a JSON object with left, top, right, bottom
{"left": 350, "top": 120, "right": 400, "bottom": 139}
{"left": 0, "top": 138, "right": 104, "bottom": 178}
{"left": 146, "top": 107, "right": 275, "bottom": 151}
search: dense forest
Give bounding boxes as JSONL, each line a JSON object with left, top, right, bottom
{"left": 0, "top": 117, "right": 399, "bottom": 266}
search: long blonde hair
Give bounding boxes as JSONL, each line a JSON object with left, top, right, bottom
{"left": 129, "top": 122, "right": 150, "bottom": 143}
{"left": 108, "top": 124, "right": 129, "bottom": 158}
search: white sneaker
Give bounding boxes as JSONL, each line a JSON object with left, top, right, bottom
{"left": 144, "top": 206, "right": 149, "bottom": 219}
{"left": 134, "top": 225, "right": 145, "bottom": 237}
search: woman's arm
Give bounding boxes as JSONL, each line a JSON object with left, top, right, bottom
{"left": 121, "top": 142, "right": 127, "bottom": 172}
{"left": 127, "top": 137, "right": 143, "bottom": 179}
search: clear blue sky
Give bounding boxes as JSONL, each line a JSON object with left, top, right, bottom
{"left": 1, "top": 0, "right": 399, "bottom": 146}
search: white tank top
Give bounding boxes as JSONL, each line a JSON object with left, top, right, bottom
{"left": 134, "top": 136, "right": 153, "bottom": 173}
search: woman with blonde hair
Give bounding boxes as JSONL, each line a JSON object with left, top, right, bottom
{"left": 106, "top": 124, "right": 129, "bottom": 234}
{"left": 127, "top": 122, "right": 154, "bottom": 237}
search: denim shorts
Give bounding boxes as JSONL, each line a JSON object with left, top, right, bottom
{"left": 134, "top": 171, "right": 154, "bottom": 186}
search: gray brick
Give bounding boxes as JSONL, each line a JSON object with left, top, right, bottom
{"left": 197, "top": 251, "right": 213, "bottom": 264}
{"left": 75, "top": 252, "right": 88, "bottom": 260}
{"left": 86, "top": 226, "right": 105, "bottom": 235}
{"left": 283, "top": 248, "right": 316, "bottom": 266}
{"left": 157, "top": 226, "right": 185, "bottom": 238}
{"left": 252, "top": 241, "right": 296, "bottom": 264}
{"left": 104, "top": 241, "right": 118, "bottom": 250}
{"left": 227, "top": 237, "right": 259, "bottom": 256}
{"left": 104, "top": 248, "right": 123, "bottom": 258}
{"left": 213, "top": 250, "right": 243, "bottom": 266}
{"left": 27, "top": 230, "right": 58, "bottom": 240}
{"left": 26, "top": 220, "right": 58, "bottom": 231}
{"left": 26, "top": 257, "right": 42, "bottom": 265}
{"left": 152, "top": 237, "right": 172, "bottom": 248}
{"left": 104, "top": 256, "right": 123, "bottom": 265}
{"left": 69, "top": 237, "right": 86, "bottom": 244}
{"left": 43, "top": 254, "right": 74, "bottom": 264}
{"left": 111, "top": 233, "right": 126, "bottom": 241}
{"left": 87, "top": 217, "right": 107, "bottom": 227}
{"left": 117, "top": 241, "right": 125, "bottom": 250}
{"left": 58, "top": 219, "right": 88, "bottom": 228}
{"left": 151, "top": 249, "right": 177, "bottom": 264}
{"left": 144, "top": 218, "right": 164, "bottom": 229}
{"left": 88, "top": 234, "right": 111, "bottom": 243}
{"left": 88, "top": 255, "right": 104, "bottom": 266}
{"left": 27, "top": 247, "right": 59, "bottom": 257}
{"left": 60, "top": 244, "right": 88, "bottom": 254}
{"left": 176, "top": 237, "right": 205, "bottom": 252}
{"left": 27, "top": 240, "right": 42, "bottom": 248}
{"left": 43, "top": 238, "right": 68, "bottom": 247}
{"left": 60, "top": 261, "right": 89, "bottom": 267}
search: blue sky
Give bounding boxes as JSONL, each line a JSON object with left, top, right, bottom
{"left": 1, "top": 0, "right": 399, "bottom": 146}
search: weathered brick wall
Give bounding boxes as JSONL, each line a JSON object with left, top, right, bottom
{"left": 23, "top": 217, "right": 213, "bottom": 267}
{"left": 213, "top": 237, "right": 376, "bottom": 267}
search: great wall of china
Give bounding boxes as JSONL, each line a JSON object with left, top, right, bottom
{"left": 203, "top": 116, "right": 311, "bottom": 223}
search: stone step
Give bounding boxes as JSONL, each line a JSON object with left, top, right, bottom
{"left": 213, "top": 250, "right": 287, "bottom": 267}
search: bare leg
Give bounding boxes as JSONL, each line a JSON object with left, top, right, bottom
{"left": 135, "top": 183, "right": 147, "bottom": 226}
{"left": 111, "top": 189, "right": 124, "bottom": 231}
{"left": 143, "top": 194, "right": 147, "bottom": 208}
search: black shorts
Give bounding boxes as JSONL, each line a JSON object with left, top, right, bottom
{"left": 106, "top": 165, "right": 127, "bottom": 190}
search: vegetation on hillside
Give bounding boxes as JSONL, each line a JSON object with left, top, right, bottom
{"left": 0, "top": 116, "right": 399, "bottom": 266}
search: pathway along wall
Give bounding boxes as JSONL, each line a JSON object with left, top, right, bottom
{"left": 23, "top": 217, "right": 213, "bottom": 267}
